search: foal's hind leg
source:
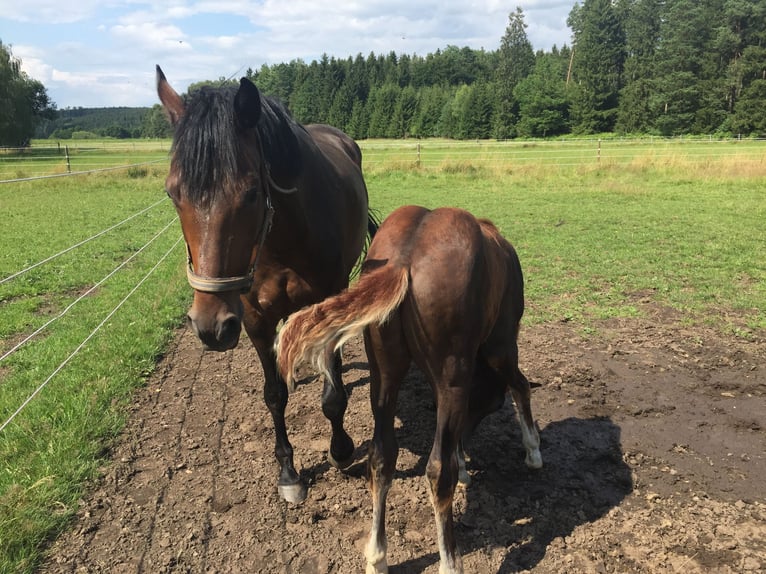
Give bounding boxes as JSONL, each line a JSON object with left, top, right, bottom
{"left": 322, "top": 351, "right": 355, "bottom": 469}
{"left": 427, "top": 387, "right": 469, "bottom": 574}
{"left": 509, "top": 366, "right": 542, "bottom": 469}
{"left": 363, "top": 323, "right": 410, "bottom": 574}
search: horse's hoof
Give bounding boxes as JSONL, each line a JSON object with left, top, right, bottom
{"left": 278, "top": 481, "right": 307, "bottom": 503}
{"left": 327, "top": 449, "right": 355, "bottom": 470}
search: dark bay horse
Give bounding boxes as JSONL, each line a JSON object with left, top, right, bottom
{"left": 156, "top": 66, "right": 376, "bottom": 503}
{"left": 276, "top": 205, "right": 542, "bottom": 574}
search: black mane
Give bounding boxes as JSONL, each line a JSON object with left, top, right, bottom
{"left": 172, "top": 84, "right": 302, "bottom": 202}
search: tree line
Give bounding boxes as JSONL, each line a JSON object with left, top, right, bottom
{"left": 4, "top": 0, "right": 766, "bottom": 146}
{"left": 0, "top": 41, "right": 56, "bottom": 146}
{"left": 241, "top": 0, "right": 766, "bottom": 139}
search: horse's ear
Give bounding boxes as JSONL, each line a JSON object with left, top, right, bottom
{"left": 156, "top": 65, "right": 184, "bottom": 126}
{"left": 234, "top": 77, "right": 262, "bottom": 130}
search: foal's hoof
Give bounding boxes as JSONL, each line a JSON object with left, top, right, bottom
{"left": 525, "top": 448, "right": 543, "bottom": 470}
{"left": 278, "top": 481, "right": 307, "bottom": 504}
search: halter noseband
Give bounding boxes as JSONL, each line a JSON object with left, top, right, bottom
{"left": 185, "top": 188, "right": 275, "bottom": 294}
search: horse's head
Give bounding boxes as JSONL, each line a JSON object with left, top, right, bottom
{"left": 157, "top": 66, "right": 270, "bottom": 351}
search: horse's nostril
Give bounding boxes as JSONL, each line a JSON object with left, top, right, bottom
{"left": 218, "top": 316, "right": 241, "bottom": 343}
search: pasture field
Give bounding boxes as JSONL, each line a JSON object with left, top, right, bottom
{"left": 0, "top": 140, "right": 170, "bottom": 181}
{"left": 0, "top": 141, "right": 765, "bottom": 573}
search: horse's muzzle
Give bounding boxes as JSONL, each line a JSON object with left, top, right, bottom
{"left": 187, "top": 310, "right": 242, "bottom": 352}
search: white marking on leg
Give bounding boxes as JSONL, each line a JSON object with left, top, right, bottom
{"left": 519, "top": 418, "right": 542, "bottom": 469}
{"left": 365, "top": 512, "right": 388, "bottom": 573}
{"left": 427, "top": 477, "right": 464, "bottom": 574}
{"left": 365, "top": 480, "right": 390, "bottom": 574}
{"left": 277, "top": 482, "right": 307, "bottom": 503}
{"left": 456, "top": 444, "right": 471, "bottom": 486}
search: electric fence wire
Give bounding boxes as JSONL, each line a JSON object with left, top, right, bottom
{"left": 0, "top": 234, "right": 185, "bottom": 434}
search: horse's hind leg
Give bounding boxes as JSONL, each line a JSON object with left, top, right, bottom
{"left": 322, "top": 351, "right": 355, "bottom": 469}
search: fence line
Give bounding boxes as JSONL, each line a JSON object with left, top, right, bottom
{"left": 358, "top": 138, "right": 766, "bottom": 169}
{"left": 3, "top": 138, "right": 764, "bottom": 181}
{"left": 0, "top": 216, "right": 179, "bottom": 363}
{"left": 0, "top": 196, "right": 170, "bottom": 286}
{"left": 0, "top": 234, "right": 184, "bottom": 434}
{"left": 0, "top": 159, "right": 167, "bottom": 184}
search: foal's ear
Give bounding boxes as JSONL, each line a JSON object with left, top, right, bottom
{"left": 155, "top": 65, "right": 185, "bottom": 126}
{"left": 234, "top": 77, "right": 262, "bottom": 130}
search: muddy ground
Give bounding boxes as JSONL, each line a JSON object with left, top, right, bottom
{"left": 41, "top": 302, "right": 765, "bottom": 573}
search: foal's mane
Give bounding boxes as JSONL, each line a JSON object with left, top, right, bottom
{"left": 172, "top": 84, "right": 302, "bottom": 202}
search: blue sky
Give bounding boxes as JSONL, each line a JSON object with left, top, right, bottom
{"left": 2, "top": 1, "right": 574, "bottom": 109}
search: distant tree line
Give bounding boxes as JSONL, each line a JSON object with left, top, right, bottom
{"left": 242, "top": 0, "right": 766, "bottom": 139}
{"left": 7, "top": 0, "right": 766, "bottom": 146}
{"left": 42, "top": 107, "right": 151, "bottom": 139}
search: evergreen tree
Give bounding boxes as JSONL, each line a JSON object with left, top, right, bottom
{"left": 568, "top": 0, "right": 626, "bottom": 133}
{"left": 347, "top": 98, "right": 370, "bottom": 139}
{"left": 615, "top": 0, "right": 662, "bottom": 133}
{"left": 390, "top": 85, "right": 418, "bottom": 137}
{"left": 411, "top": 87, "right": 449, "bottom": 138}
{"left": 515, "top": 54, "right": 570, "bottom": 137}
{"left": 494, "top": 7, "right": 535, "bottom": 139}
{"left": 327, "top": 81, "right": 354, "bottom": 131}
{"left": 731, "top": 44, "right": 766, "bottom": 135}
{"left": 367, "top": 83, "right": 400, "bottom": 138}
{"left": 651, "top": 0, "right": 717, "bottom": 134}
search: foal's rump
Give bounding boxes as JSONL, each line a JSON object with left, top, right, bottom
{"left": 275, "top": 205, "right": 515, "bottom": 388}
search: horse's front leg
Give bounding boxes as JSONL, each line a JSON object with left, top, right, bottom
{"left": 323, "top": 351, "right": 355, "bottom": 469}
{"left": 252, "top": 338, "right": 307, "bottom": 503}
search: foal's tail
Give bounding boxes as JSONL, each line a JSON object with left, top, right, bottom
{"left": 276, "top": 265, "right": 409, "bottom": 392}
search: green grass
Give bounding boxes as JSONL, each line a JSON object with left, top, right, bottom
{"left": 0, "top": 140, "right": 764, "bottom": 572}
{"left": 365, "top": 160, "right": 766, "bottom": 334}
{"left": 0, "top": 170, "right": 190, "bottom": 573}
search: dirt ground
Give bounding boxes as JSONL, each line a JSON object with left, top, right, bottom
{"left": 41, "top": 301, "right": 765, "bottom": 573}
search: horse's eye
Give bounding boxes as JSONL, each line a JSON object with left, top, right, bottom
{"left": 245, "top": 186, "right": 262, "bottom": 203}
{"left": 165, "top": 187, "right": 180, "bottom": 204}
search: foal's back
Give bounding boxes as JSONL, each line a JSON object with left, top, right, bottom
{"left": 365, "top": 205, "right": 514, "bottom": 366}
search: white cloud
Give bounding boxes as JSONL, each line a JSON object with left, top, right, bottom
{"left": 110, "top": 21, "right": 191, "bottom": 52}
{"left": 1, "top": 0, "right": 574, "bottom": 107}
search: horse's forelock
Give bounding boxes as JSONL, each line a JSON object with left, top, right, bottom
{"left": 172, "top": 86, "right": 242, "bottom": 202}
{"left": 170, "top": 86, "right": 301, "bottom": 203}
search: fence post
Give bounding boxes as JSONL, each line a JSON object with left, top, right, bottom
{"left": 65, "top": 146, "right": 71, "bottom": 173}
{"left": 417, "top": 142, "right": 421, "bottom": 168}
{"left": 598, "top": 139, "right": 601, "bottom": 165}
